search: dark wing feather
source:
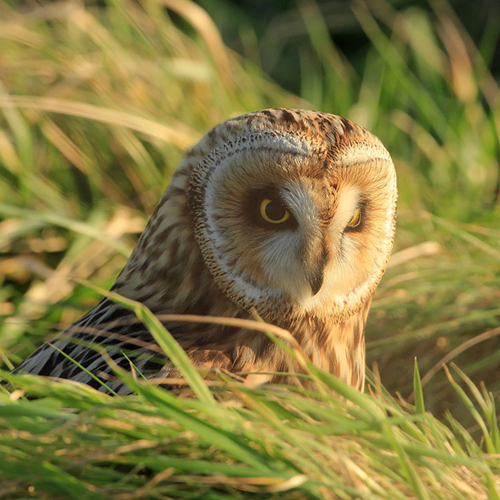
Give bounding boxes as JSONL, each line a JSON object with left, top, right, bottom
{"left": 12, "top": 298, "right": 165, "bottom": 394}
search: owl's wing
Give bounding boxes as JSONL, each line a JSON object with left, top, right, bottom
{"left": 11, "top": 296, "right": 252, "bottom": 394}
{"left": 12, "top": 298, "right": 167, "bottom": 394}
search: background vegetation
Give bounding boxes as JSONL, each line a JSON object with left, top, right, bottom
{"left": 0, "top": 0, "right": 499, "bottom": 497}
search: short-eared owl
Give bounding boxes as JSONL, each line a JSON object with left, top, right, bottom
{"left": 15, "top": 108, "right": 397, "bottom": 393}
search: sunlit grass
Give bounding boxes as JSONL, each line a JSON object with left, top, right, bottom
{"left": 2, "top": 302, "right": 499, "bottom": 498}
{"left": 0, "top": 0, "right": 499, "bottom": 497}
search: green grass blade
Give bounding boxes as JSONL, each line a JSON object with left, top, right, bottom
{"left": 89, "top": 286, "right": 215, "bottom": 406}
{"left": 413, "top": 358, "right": 425, "bottom": 415}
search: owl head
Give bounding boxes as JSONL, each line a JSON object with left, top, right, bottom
{"left": 185, "top": 108, "right": 397, "bottom": 322}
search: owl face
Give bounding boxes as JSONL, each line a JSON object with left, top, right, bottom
{"left": 188, "top": 110, "right": 397, "bottom": 321}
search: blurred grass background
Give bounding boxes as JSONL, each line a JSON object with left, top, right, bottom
{"left": 0, "top": 0, "right": 500, "bottom": 497}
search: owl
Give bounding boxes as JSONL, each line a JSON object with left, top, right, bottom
{"left": 14, "top": 108, "right": 397, "bottom": 394}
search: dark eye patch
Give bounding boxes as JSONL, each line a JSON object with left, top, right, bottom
{"left": 344, "top": 199, "right": 367, "bottom": 233}
{"left": 243, "top": 187, "right": 298, "bottom": 230}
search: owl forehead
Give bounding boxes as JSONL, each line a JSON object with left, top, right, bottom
{"left": 191, "top": 131, "right": 319, "bottom": 195}
{"left": 189, "top": 108, "right": 391, "bottom": 183}
{"left": 232, "top": 108, "right": 358, "bottom": 145}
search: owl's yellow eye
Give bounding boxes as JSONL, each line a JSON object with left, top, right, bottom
{"left": 347, "top": 207, "right": 361, "bottom": 228}
{"left": 259, "top": 198, "right": 290, "bottom": 224}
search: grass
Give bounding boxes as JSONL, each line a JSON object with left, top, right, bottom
{"left": 1, "top": 304, "right": 499, "bottom": 498}
{"left": 0, "top": 0, "right": 499, "bottom": 497}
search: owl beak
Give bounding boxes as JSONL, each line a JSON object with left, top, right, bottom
{"left": 306, "top": 247, "right": 328, "bottom": 296}
{"left": 308, "top": 269, "right": 324, "bottom": 296}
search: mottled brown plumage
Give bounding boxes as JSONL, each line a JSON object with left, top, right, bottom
{"left": 15, "top": 108, "right": 397, "bottom": 394}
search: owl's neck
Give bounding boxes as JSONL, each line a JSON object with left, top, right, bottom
{"left": 265, "top": 298, "right": 371, "bottom": 391}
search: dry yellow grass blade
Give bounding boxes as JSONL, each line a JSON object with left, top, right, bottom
{"left": 0, "top": 96, "right": 198, "bottom": 149}
{"left": 159, "top": 0, "right": 233, "bottom": 90}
